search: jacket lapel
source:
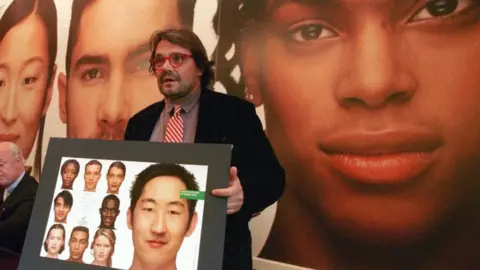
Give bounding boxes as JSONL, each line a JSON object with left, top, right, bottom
{"left": 194, "top": 89, "right": 221, "bottom": 144}
{"left": 0, "top": 187, "right": 4, "bottom": 206}
{"left": 138, "top": 101, "right": 165, "bottom": 141}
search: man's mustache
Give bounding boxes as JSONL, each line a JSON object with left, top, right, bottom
{"left": 159, "top": 70, "right": 180, "bottom": 82}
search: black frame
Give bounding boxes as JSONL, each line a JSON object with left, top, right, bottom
{"left": 19, "top": 138, "right": 232, "bottom": 270}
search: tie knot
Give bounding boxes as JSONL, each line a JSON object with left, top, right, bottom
{"left": 173, "top": 105, "right": 182, "bottom": 115}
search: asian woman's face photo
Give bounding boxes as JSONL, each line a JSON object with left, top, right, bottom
{"left": 0, "top": 13, "right": 55, "bottom": 159}
{"left": 241, "top": 0, "right": 480, "bottom": 243}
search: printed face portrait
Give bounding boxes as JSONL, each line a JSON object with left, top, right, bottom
{"left": 84, "top": 163, "right": 101, "bottom": 191}
{"left": 92, "top": 234, "right": 113, "bottom": 264}
{"left": 100, "top": 198, "right": 120, "bottom": 228}
{"left": 54, "top": 196, "right": 71, "bottom": 223}
{"left": 107, "top": 166, "right": 125, "bottom": 194}
{"left": 46, "top": 228, "right": 64, "bottom": 256}
{"left": 239, "top": 0, "right": 480, "bottom": 245}
{"left": 0, "top": 13, "right": 55, "bottom": 160}
{"left": 69, "top": 230, "right": 88, "bottom": 261}
{"left": 58, "top": 0, "right": 185, "bottom": 140}
{"left": 127, "top": 176, "right": 197, "bottom": 269}
{"left": 152, "top": 40, "right": 202, "bottom": 99}
{"left": 61, "top": 160, "right": 79, "bottom": 189}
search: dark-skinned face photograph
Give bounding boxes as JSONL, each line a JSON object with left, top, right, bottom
{"left": 214, "top": 0, "right": 480, "bottom": 269}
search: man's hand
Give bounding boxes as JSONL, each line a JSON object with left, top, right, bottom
{"left": 211, "top": 166, "right": 244, "bottom": 214}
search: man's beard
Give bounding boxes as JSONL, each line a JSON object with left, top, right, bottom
{"left": 157, "top": 70, "right": 192, "bottom": 100}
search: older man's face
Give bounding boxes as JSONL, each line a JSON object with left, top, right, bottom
{"left": 0, "top": 143, "right": 22, "bottom": 187}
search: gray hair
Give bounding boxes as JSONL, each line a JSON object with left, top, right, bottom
{"left": 5, "top": 142, "right": 24, "bottom": 163}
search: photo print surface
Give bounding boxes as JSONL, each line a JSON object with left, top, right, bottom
{"left": 40, "top": 157, "right": 208, "bottom": 270}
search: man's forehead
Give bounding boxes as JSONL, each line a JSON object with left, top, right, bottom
{"left": 155, "top": 41, "right": 191, "bottom": 55}
{"left": 109, "top": 167, "right": 124, "bottom": 174}
{"left": 72, "top": 0, "right": 182, "bottom": 63}
{"left": 136, "top": 176, "right": 188, "bottom": 205}
{"left": 104, "top": 199, "right": 118, "bottom": 207}
{"left": 72, "top": 231, "right": 87, "bottom": 238}
{"left": 86, "top": 164, "right": 100, "bottom": 171}
{"left": 0, "top": 143, "right": 11, "bottom": 155}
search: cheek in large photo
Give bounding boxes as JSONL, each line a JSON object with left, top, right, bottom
{"left": 255, "top": 36, "right": 340, "bottom": 205}
{"left": 249, "top": 12, "right": 480, "bottom": 244}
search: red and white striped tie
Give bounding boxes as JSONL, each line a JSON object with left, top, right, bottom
{"left": 164, "top": 105, "right": 184, "bottom": 143}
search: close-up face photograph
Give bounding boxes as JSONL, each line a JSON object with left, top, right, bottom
{"left": 214, "top": 0, "right": 480, "bottom": 269}
{"left": 0, "top": 0, "right": 57, "bottom": 179}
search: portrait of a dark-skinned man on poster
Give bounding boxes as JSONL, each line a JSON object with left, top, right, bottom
{"left": 213, "top": 0, "right": 480, "bottom": 269}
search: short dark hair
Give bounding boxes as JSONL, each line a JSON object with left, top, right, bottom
{"left": 65, "top": 0, "right": 197, "bottom": 76}
{"left": 85, "top": 160, "right": 102, "bottom": 171}
{"left": 43, "top": 224, "right": 66, "bottom": 254}
{"left": 102, "top": 194, "right": 120, "bottom": 209}
{"left": 130, "top": 163, "right": 200, "bottom": 220}
{"left": 54, "top": 190, "right": 73, "bottom": 208}
{"left": 108, "top": 161, "right": 126, "bottom": 175}
{"left": 61, "top": 159, "right": 80, "bottom": 175}
{"left": 148, "top": 28, "right": 215, "bottom": 89}
{"left": 71, "top": 226, "right": 89, "bottom": 239}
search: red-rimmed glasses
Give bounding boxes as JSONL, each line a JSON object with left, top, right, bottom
{"left": 150, "top": 52, "right": 192, "bottom": 71}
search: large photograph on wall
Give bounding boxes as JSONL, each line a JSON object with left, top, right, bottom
{"left": 213, "top": 0, "right": 480, "bottom": 270}
{"left": 0, "top": 0, "right": 220, "bottom": 179}
{"left": 18, "top": 138, "right": 231, "bottom": 270}
{"left": 3, "top": 0, "right": 480, "bottom": 269}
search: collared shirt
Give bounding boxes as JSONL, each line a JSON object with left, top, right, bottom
{"left": 3, "top": 171, "right": 25, "bottom": 201}
{"left": 150, "top": 88, "right": 201, "bottom": 143}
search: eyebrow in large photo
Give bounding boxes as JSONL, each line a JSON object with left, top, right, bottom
{"left": 213, "top": 0, "right": 480, "bottom": 269}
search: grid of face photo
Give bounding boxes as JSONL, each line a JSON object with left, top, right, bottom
{"left": 39, "top": 157, "right": 208, "bottom": 270}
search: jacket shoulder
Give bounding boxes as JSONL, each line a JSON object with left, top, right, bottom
{"left": 22, "top": 175, "right": 38, "bottom": 194}
{"left": 129, "top": 101, "right": 164, "bottom": 123}
{"left": 207, "top": 90, "right": 255, "bottom": 111}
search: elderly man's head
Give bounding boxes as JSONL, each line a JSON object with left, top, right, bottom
{"left": 0, "top": 142, "right": 25, "bottom": 187}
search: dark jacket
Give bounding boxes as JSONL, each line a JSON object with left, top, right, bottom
{"left": 0, "top": 173, "right": 38, "bottom": 254}
{"left": 125, "top": 88, "right": 285, "bottom": 269}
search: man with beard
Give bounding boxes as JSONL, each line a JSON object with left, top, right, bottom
{"left": 124, "top": 28, "right": 285, "bottom": 269}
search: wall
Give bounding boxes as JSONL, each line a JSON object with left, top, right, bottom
{"left": 2, "top": 0, "right": 480, "bottom": 269}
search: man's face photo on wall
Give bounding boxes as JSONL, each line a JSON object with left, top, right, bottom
{"left": 58, "top": 0, "right": 196, "bottom": 140}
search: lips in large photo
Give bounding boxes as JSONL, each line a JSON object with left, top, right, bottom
{"left": 270, "top": 117, "right": 480, "bottom": 245}
{"left": 319, "top": 128, "right": 443, "bottom": 187}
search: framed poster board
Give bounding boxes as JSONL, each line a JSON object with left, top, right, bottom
{"left": 19, "top": 138, "right": 232, "bottom": 270}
